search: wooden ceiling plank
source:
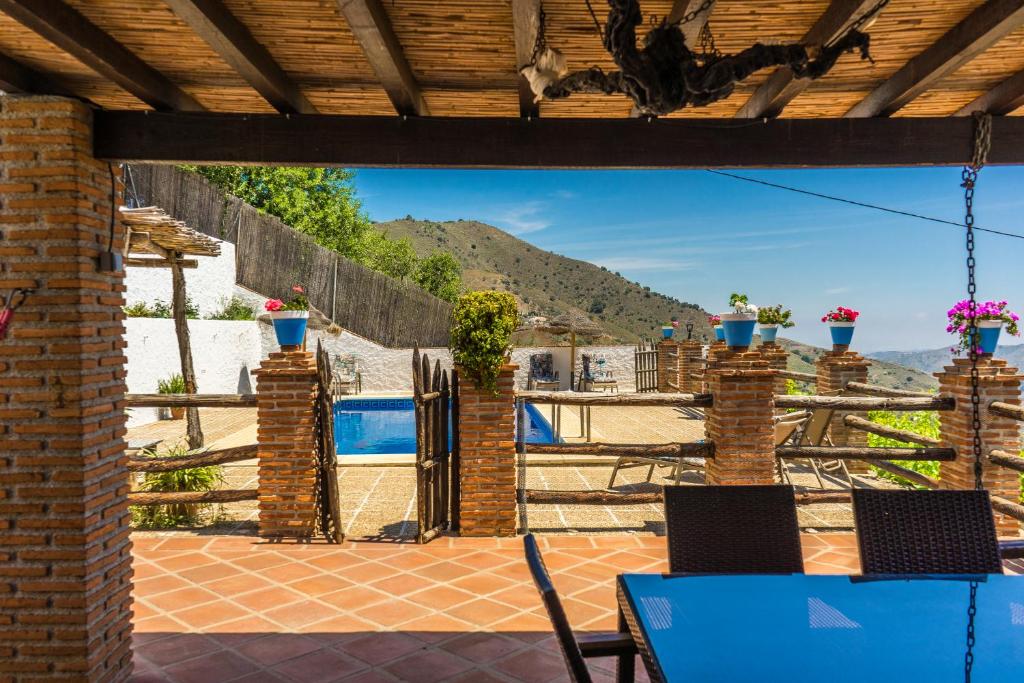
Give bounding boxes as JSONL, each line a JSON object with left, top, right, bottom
{"left": 163, "top": 0, "right": 317, "bottom": 114}
{"left": 735, "top": 0, "right": 880, "bottom": 119}
{"left": 334, "top": 0, "right": 428, "bottom": 116}
{"left": 846, "top": 0, "right": 1024, "bottom": 118}
{"left": 956, "top": 68, "right": 1024, "bottom": 115}
{"left": 512, "top": 0, "right": 541, "bottom": 118}
{"left": 93, "top": 111, "right": 1024, "bottom": 168}
{"left": 0, "top": 49, "right": 77, "bottom": 97}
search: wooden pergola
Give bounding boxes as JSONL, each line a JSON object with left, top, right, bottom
{"left": 0, "top": 0, "right": 1022, "bottom": 167}
{"left": 121, "top": 206, "right": 221, "bottom": 450}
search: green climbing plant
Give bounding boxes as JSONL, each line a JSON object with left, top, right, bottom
{"left": 449, "top": 291, "right": 519, "bottom": 394}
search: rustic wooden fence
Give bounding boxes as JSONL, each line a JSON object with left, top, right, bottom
{"left": 314, "top": 342, "right": 343, "bottom": 542}
{"left": 412, "top": 348, "right": 458, "bottom": 543}
{"left": 126, "top": 164, "right": 452, "bottom": 348}
{"left": 634, "top": 339, "right": 658, "bottom": 393}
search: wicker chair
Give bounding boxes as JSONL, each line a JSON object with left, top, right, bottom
{"left": 851, "top": 489, "right": 1003, "bottom": 575}
{"left": 663, "top": 485, "right": 804, "bottom": 574}
{"left": 523, "top": 534, "right": 637, "bottom": 682}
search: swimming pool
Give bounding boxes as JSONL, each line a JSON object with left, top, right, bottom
{"left": 334, "top": 397, "right": 557, "bottom": 455}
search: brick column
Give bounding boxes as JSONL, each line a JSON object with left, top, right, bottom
{"left": 817, "top": 348, "right": 871, "bottom": 474}
{"left": 704, "top": 350, "right": 777, "bottom": 485}
{"left": 702, "top": 340, "right": 728, "bottom": 392}
{"left": 677, "top": 340, "right": 704, "bottom": 393}
{"left": 457, "top": 365, "right": 517, "bottom": 536}
{"left": 0, "top": 96, "right": 133, "bottom": 681}
{"left": 656, "top": 339, "right": 678, "bottom": 392}
{"left": 758, "top": 341, "right": 789, "bottom": 396}
{"left": 937, "top": 358, "right": 1022, "bottom": 535}
{"left": 254, "top": 350, "right": 319, "bottom": 538}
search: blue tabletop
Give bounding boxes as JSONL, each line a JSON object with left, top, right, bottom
{"left": 618, "top": 573, "right": 1024, "bottom": 682}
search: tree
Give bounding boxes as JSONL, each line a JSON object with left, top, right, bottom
{"left": 414, "top": 251, "right": 462, "bottom": 303}
{"left": 363, "top": 234, "right": 418, "bottom": 281}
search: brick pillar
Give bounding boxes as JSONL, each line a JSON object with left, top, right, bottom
{"left": 0, "top": 96, "right": 133, "bottom": 681}
{"left": 656, "top": 339, "right": 678, "bottom": 392}
{"left": 817, "top": 348, "right": 871, "bottom": 474}
{"left": 937, "top": 358, "right": 1022, "bottom": 535}
{"left": 457, "top": 365, "right": 517, "bottom": 536}
{"left": 704, "top": 350, "right": 777, "bottom": 485}
{"left": 254, "top": 350, "right": 319, "bottom": 538}
{"left": 702, "top": 340, "right": 728, "bottom": 392}
{"left": 759, "top": 341, "right": 789, "bottom": 396}
{"left": 677, "top": 340, "right": 704, "bottom": 393}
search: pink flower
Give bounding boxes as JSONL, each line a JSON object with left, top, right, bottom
{"left": 264, "top": 299, "right": 284, "bottom": 312}
{"left": 292, "top": 285, "right": 305, "bottom": 294}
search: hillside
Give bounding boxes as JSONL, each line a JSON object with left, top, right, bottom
{"left": 378, "top": 218, "right": 709, "bottom": 342}
{"left": 780, "top": 338, "right": 938, "bottom": 393}
{"left": 868, "top": 344, "right": 1024, "bottom": 376}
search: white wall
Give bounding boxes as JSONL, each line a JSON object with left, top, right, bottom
{"left": 124, "top": 240, "right": 237, "bottom": 317}
{"left": 510, "top": 345, "right": 637, "bottom": 392}
{"left": 125, "top": 318, "right": 262, "bottom": 427}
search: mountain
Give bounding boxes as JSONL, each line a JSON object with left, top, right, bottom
{"left": 867, "top": 344, "right": 1024, "bottom": 377}
{"left": 779, "top": 338, "right": 938, "bottom": 393}
{"left": 378, "top": 218, "right": 709, "bottom": 342}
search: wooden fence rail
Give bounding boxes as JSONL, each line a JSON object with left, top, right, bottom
{"left": 777, "top": 370, "right": 817, "bottom": 383}
{"left": 518, "top": 390, "right": 713, "bottom": 407}
{"left": 990, "top": 401, "right": 1024, "bottom": 422}
{"left": 523, "top": 489, "right": 850, "bottom": 506}
{"left": 842, "top": 415, "right": 942, "bottom": 446}
{"left": 991, "top": 495, "right": 1024, "bottom": 522}
{"left": 990, "top": 449, "right": 1024, "bottom": 473}
{"left": 843, "top": 381, "right": 934, "bottom": 398}
{"left": 128, "top": 489, "right": 258, "bottom": 505}
{"left": 870, "top": 461, "right": 940, "bottom": 489}
{"left": 524, "top": 442, "right": 711, "bottom": 458}
{"left": 126, "top": 393, "right": 257, "bottom": 408}
{"left": 775, "top": 446, "right": 956, "bottom": 461}
{"left": 128, "top": 444, "right": 257, "bottom": 472}
{"left": 774, "top": 395, "right": 954, "bottom": 411}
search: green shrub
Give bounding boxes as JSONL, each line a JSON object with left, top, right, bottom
{"left": 127, "top": 298, "right": 200, "bottom": 319}
{"left": 866, "top": 410, "right": 941, "bottom": 486}
{"left": 450, "top": 291, "right": 519, "bottom": 394}
{"left": 157, "top": 373, "right": 186, "bottom": 394}
{"left": 123, "top": 301, "right": 156, "bottom": 317}
{"left": 131, "top": 444, "right": 224, "bottom": 528}
{"left": 207, "top": 296, "right": 256, "bottom": 320}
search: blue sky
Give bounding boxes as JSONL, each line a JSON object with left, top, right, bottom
{"left": 354, "top": 167, "right": 1024, "bottom": 353}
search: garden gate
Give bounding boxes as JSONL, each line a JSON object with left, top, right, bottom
{"left": 635, "top": 339, "right": 658, "bottom": 392}
{"left": 412, "top": 348, "right": 459, "bottom": 543}
{"left": 314, "top": 341, "right": 343, "bottom": 542}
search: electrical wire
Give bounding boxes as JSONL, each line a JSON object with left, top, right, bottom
{"left": 705, "top": 169, "right": 1024, "bottom": 240}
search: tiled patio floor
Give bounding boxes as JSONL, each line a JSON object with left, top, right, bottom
{"left": 130, "top": 532, "right": 864, "bottom": 683}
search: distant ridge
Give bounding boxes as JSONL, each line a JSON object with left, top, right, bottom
{"left": 868, "top": 344, "right": 1024, "bottom": 376}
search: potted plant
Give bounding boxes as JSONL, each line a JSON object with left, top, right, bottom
{"left": 661, "top": 319, "right": 679, "bottom": 339}
{"left": 265, "top": 285, "right": 309, "bottom": 348}
{"left": 720, "top": 293, "right": 758, "bottom": 348}
{"left": 821, "top": 306, "right": 859, "bottom": 346}
{"left": 449, "top": 291, "right": 519, "bottom": 394}
{"left": 156, "top": 373, "right": 187, "bottom": 420}
{"left": 757, "top": 304, "right": 794, "bottom": 343}
{"left": 708, "top": 314, "right": 724, "bottom": 341}
{"left": 947, "top": 299, "right": 1021, "bottom": 355}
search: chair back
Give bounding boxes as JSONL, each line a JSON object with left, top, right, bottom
{"left": 796, "top": 409, "right": 834, "bottom": 446}
{"left": 852, "top": 489, "right": 1003, "bottom": 574}
{"left": 523, "top": 534, "right": 593, "bottom": 683}
{"left": 664, "top": 485, "right": 804, "bottom": 574}
{"left": 592, "top": 356, "right": 612, "bottom": 380}
{"left": 774, "top": 419, "right": 802, "bottom": 447}
{"left": 530, "top": 353, "right": 555, "bottom": 380}
{"left": 333, "top": 353, "right": 358, "bottom": 379}
{"left": 580, "top": 354, "right": 593, "bottom": 380}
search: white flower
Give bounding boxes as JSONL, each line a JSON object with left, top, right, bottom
{"left": 733, "top": 301, "right": 759, "bottom": 316}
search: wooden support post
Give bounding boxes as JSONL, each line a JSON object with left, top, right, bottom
{"left": 170, "top": 254, "right": 203, "bottom": 449}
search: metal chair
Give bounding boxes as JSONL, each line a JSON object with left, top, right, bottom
{"left": 777, "top": 408, "right": 853, "bottom": 488}
{"left": 663, "top": 484, "right": 805, "bottom": 574}
{"left": 523, "top": 534, "right": 637, "bottom": 683}
{"left": 851, "top": 489, "right": 1003, "bottom": 575}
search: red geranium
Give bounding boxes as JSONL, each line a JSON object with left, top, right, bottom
{"left": 821, "top": 306, "right": 859, "bottom": 324}
{"left": 264, "top": 299, "right": 284, "bottom": 312}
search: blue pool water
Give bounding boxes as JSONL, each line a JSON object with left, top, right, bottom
{"left": 334, "top": 397, "right": 556, "bottom": 455}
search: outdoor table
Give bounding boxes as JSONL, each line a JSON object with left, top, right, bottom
{"left": 616, "top": 573, "right": 1024, "bottom": 682}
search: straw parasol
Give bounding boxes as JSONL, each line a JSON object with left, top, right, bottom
{"left": 522, "top": 310, "right": 604, "bottom": 389}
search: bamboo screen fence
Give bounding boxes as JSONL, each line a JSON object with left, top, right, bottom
{"left": 126, "top": 164, "right": 453, "bottom": 348}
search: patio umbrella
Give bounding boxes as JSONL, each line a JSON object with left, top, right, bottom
{"left": 522, "top": 310, "right": 604, "bottom": 389}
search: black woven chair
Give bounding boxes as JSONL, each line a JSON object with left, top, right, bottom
{"left": 663, "top": 485, "right": 804, "bottom": 574}
{"left": 523, "top": 534, "right": 637, "bottom": 683}
{"left": 851, "top": 489, "right": 1003, "bottom": 575}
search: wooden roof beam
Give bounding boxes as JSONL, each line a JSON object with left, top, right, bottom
{"left": 956, "top": 68, "right": 1024, "bottom": 115}
{"left": 512, "top": 0, "right": 541, "bottom": 118}
{"left": 0, "top": 0, "right": 204, "bottom": 112}
{"left": 334, "top": 0, "right": 428, "bottom": 116}
{"left": 0, "top": 49, "right": 78, "bottom": 97}
{"left": 846, "top": 0, "right": 1024, "bottom": 118}
{"left": 631, "top": 0, "right": 717, "bottom": 117}
{"left": 735, "top": 0, "right": 881, "bottom": 119}
{"left": 164, "top": 0, "right": 317, "bottom": 114}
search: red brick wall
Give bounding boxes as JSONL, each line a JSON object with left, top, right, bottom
{"left": 0, "top": 96, "right": 133, "bottom": 681}
{"left": 456, "top": 365, "right": 517, "bottom": 536}
{"left": 758, "top": 342, "right": 789, "bottom": 397}
{"left": 677, "top": 340, "right": 703, "bottom": 394}
{"left": 937, "top": 358, "right": 1022, "bottom": 535}
{"left": 254, "top": 351, "right": 319, "bottom": 538}
{"left": 656, "top": 340, "right": 678, "bottom": 392}
{"left": 816, "top": 349, "right": 870, "bottom": 473}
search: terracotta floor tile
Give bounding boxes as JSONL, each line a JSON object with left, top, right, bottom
{"left": 296, "top": 613, "right": 378, "bottom": 634}
{"left": 451, "top": 551, "right": 515, "bottom": 571}
{"left": 344, "top": 632, "right": 428, "bottom": 666}
{"left": 152, "top": 538, "right": 211, "bottom": 552}
{"left": 134, "top": 574, "right": 191, "bottom": 597}
{"left": 449, "top": 572, "right": 516, "bottom": 596}
{"left": 354, "top": 599, "right": 431, "bottom": 629}
{"left": 133, "top": 614, "right": 188, "bottom": 634}
{"left": 264, "top": 599, "right": 345, "bottom": 630}
{"left": 152, "top": 552, "right": 218, "bottom": 573}
{"left": 259, "top": 561, "right": 325, "bottom": 584}
{"left": 439, "top": 632, "right": 525, "bottom": 664}
{"left": 288, "top": 573, "right": 354, "bottom": 597}
{"left": 368, "top": 573, "right": 436, "bottom": 597}
{"left": 493, "top": 648, "right": 570, "bottom": 683}
{"left": 145, "top": 586, "right": 221, "bottom": 614}
{"left": 338, "top": 561, "right": 399, "bottom": 585}
{"left": 489, "top": 586, "right": 545, "bottom": 611}
{"left": 396, "top": 613, "right": 475, "bottom": 640}
{"left": 411, "top": 561, "right": 477, "bottom": 583}
{"left": 377, "top": 551, "right": 443, "bottom": 572}
{"left": 229, "top": 552, "right": 293, "bottom": 572}
{"left": 490, "top": 611, "right": 553, "bottom": 633}
{"left": 202, "top": 572, "right": 275, "bottom": 597}
{"left": 447, "top": 671, "right": 512, "bottom": 683}
{"left": 271, "top": 647, "right": 367, "bottom": 683}
{"left": 134, "top": 633, "right": 222, "bottom": 667}
{"left": 383, "top": 648, "right": 474, "bottom": 683}
{"left": 233, "top": 633, "right": 324, "bottom": 666}
{"left": 162, "top": 649, "right": 260, "bottom": 683}
{"left": 204, "top": 614, "right": 281, "bottom": 634}
{"left": 404, "top": 585, "right": 476, "bottom": 611}
{"left": 446, "top": 598, "right": 522, "bottom": 628}
{"left": 170, "top": 599, "right": 252, "bottom": 630}
{"left": 177, "top": 562, "right": 239, "bottom": 585}
{"left": 230, "top": 586, "right": 306, "bottom": 612}
{"left": 318, "top": 586, "right": 392, "bottom": 612}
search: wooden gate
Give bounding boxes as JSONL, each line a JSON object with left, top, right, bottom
{"left": 412, "top": 348, "right": 458, "bottom": 543}
{"left": 314, "top": 341, "right": 343, "bottom": 542}
{"left": 635, "top": 339, "right": 658, "bottom": 393}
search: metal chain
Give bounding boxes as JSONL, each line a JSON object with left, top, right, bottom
{"left": 529, "top": 5, "right": 548, "bottom": 67}
{"left": 672, "top": 0, "right": 715, "bottom": 26}
{"left": 698, "top": 21, "right": 721, "bottom": 59}
{"left": 825, "top": 0, "right": 889, "bottom": 49}
{"left": 965, "top": 581, "right": 978, "bottom": 682}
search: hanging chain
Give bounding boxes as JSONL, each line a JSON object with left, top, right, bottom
{"left": 528, "top": 4, "right": 548, "bottom": 66}
{"left": 698, "top": 21, "right": 721, "bottom": 59}
{"left": 582, "top": 0, "right": 604, "bottom": 42}
{"left": 965, "top": 580, "right": 978, "bottom": 682}
{"left": 672, "top": 0, "right": 715, "bottom": 26}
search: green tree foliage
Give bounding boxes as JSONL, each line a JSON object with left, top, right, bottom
{"left": 450, "top": 291, "right": 519, "bottom": 393}
{"left": 363, "top": 234, "right": 418, "bottom": 280}
{"left": 206, "top": 296, "right": 256, "bottom": 320}
{"left": 413, "top": 251, "right": 463, "bottom": 303}
{"left": 865, "top": 410, "right": 942, "bottom": 485}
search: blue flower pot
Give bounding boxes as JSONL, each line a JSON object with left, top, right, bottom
{"left": 662, "top": 327, "right": 674, "bottom": 339}
{"left": 714, "top": 326, "right": 725, "bottom": 341}
{"left": 271, "top": 311, "right": 308, "bottom": 347}
{"left": 759, "top": 325, "right": 778, "bottom": 343}
{"left": 976, "top": 322, "right": 1002, "bottom": 354}
{"left": 829, "top": 324, "right": 855, "bottom": 346}
{"left": 721, "top": 315, "right": 756, "bottom": 348}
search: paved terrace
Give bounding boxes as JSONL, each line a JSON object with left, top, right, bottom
{"left": 130, "top": 532, "right": 869, "bottom": 683}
